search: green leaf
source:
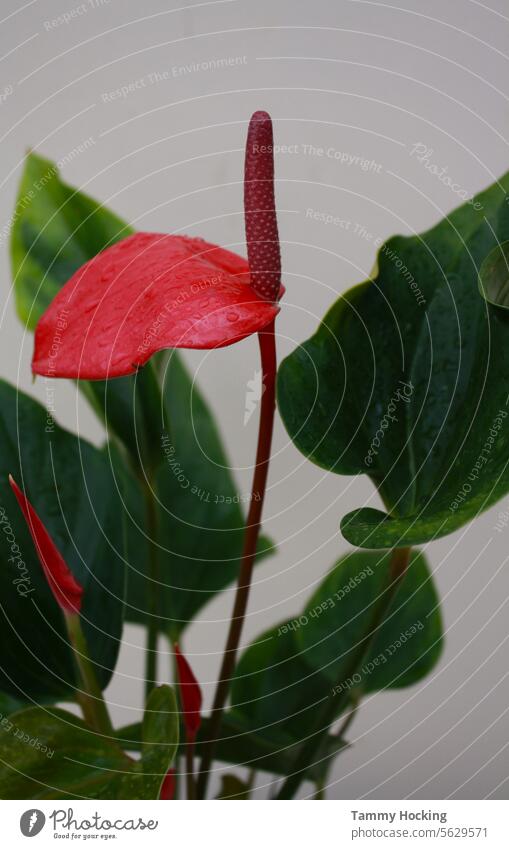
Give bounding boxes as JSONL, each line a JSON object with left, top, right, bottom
{"left": 124, "top": 353, "right": 274, "bottom": 634}
{"left": 0, "top": 707, "right": 134, "bottom": 799}
{"left": 11, "top": 152, "right": 131, "bottom": 330}
{"left": 278, "top": 173, "right": 509, "bottom": 547}
{"left": 80, "top": 367, "right": 165, "bottom": 475}
{"left": 138, "top": 685, "right": 179, "bottom": 798}
{"left": 296, "top": 549, "right": 443, "bottom": 692}
{"left": 478, "top": 239, "right": 509, "bottom": 309}
{"left": 231, "top": 549, "right": 442, "bottom": 744}
{"left": 0, "top": 689, "right": 178, "bottom": 800}
{"left": 0, "top": 704, "right": 178, "bottom": 799}
{"left": 0, "top": 379, "right": 125, "bottom": 701}
{"left": 231, "top": 624, "right": 332, "bottom": 743}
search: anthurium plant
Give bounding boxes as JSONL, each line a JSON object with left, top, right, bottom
{"left": 0, "top": 108, "right": 506, "bottom": 800}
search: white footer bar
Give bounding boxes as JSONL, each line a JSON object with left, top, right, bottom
{"left": 2, "top": 799, "right": 506, "bottom": 847}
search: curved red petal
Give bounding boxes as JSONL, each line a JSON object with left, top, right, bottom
{"left": 174, "top": 643, "right": 202, "bottom": 742}
{"left": 160, "top": 767, "right": 176, "bottom": 800}
{"left": 9, "top": 475, "right": 83, "bottom": 614}
{"left": 32, "top": 233, "right": 279, "bottom": 380}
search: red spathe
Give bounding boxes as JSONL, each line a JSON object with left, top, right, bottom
{"left": 32, "top": 233, "right": 279, "bottom": 380}
{"left": 9, "top": 475, "right": 84, "bottom": 614}
{"left": 174, "top": 643, "right": 202, "bottom": 743}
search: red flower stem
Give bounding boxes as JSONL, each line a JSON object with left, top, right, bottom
{"left": 64, "top": 611, "right": 114, "bottom": 736}
{"left": 186, "top": 739, "right": 197, "bottom": 799}
{"left": 197, "top": 319, "right": 277, "bottom": 798}
{"left": 275, "top": 547, "right": 412, "bottom": 800}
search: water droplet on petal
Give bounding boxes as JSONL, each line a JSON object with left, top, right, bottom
{"left": 226, "top": 311, "right": 239, "bottom": 323}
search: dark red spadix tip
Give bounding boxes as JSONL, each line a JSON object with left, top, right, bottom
{"left": 244, "top": 110, "right": 281, "bottom": 301}
{"left": 9, "top": 475, "right": 84, "bottom": 614}
{"left": 174, "top": 644, "right": 202, "bottom": 743}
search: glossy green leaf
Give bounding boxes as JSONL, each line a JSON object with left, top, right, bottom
{"left": 278, "top": 174, "right": 509, "bottom": 547}
{"left": 231, "top": 549, "right": 442, "bottom": 744}
{"left": 231, "top": 625, "right": 332, "bottom": 743}
{"left": 0, "top": 707, "right": 133, "bottom": 799}
{"left": 0, "top": 379, "right": 125, "bottom": 701}
{"left": 10, "top": 152, "right": 131, "bottom": 330}
{"left": 80, "top": 364, "right": 165, "bottom": 476}
{"left": 123, "top": 353, "right": 274, "bottom": 635}
{"left": 0, "top": 697, "right": 177, "bottom": 800}
{"left": 296, "top": 549, "right": 442, "bottom": 692}
{"left": 138, "top": 684, "right": 179, "bottom": 798}
{"left": 478, "top": 240, "right": 509, "bottom": 309}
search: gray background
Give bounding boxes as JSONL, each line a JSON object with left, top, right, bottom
{"left": 1, "top": 0, "right": 509, "bottom": 799}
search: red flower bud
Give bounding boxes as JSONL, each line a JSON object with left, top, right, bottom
{"left": 160, "top": 767, "right": 176, "bottom": 800}
{"left": 244, "top": 111, "right": 281, "bottom": 301}
{"left": 174, "top": 644, "right": 202, "bottom": 743}
{"left": 9, "top": 475, "right": 83, "bottom": 614}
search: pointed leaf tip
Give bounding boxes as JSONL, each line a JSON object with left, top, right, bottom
{"left": 8, "top": 475, "right": 83, "bottom": 614}
{"left": 174, "top": 643, "right": 202, "bottom": 742}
